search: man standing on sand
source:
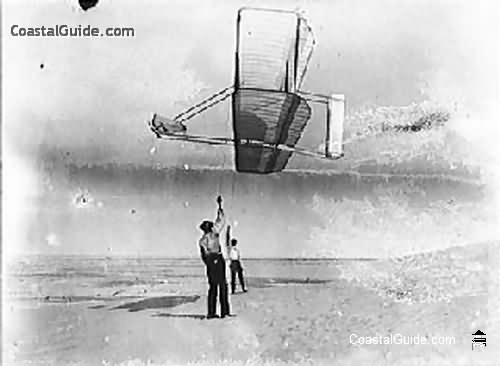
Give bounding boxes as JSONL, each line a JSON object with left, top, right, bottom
{"left": 198, "top": 196, "right": 230, "bottom": 319}
{"left": 229, "top": 238, "right": 247, "bottom": 294}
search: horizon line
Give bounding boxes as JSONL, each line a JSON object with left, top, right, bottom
{"left": 5, "top": 253, "right": 378, "bottom": 261}
{"left": 30, "top": 161, "right": 483, "bottom": 184}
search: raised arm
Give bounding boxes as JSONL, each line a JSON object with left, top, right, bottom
{"left": 213, "top": 208, "right": 226, "bottom": 234}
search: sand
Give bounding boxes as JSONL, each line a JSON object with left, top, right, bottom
{"left": 3, "top": 241, "right": 499, "bottom": 366}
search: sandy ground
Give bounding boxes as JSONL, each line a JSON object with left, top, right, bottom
{"left": 3, "top": 241, "right": 499, "bottom": 366}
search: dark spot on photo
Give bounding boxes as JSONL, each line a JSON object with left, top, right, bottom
{"left": 79, "top": 0, "right": 99, "bottom": 11}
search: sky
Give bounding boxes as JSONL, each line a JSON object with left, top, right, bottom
{"left": 4, "top": 0, "right": 499, "bottom": 166}
{"left": 3, "top": 0, "right": 500, "bottom": 257}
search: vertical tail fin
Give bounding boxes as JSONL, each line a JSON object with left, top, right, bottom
{"left": 326, "top": 94, "right": 345, "bottom": 158}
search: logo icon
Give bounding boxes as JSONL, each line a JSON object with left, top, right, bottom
{"left": 472, "top": 330, "right": 486, "bottom": 351}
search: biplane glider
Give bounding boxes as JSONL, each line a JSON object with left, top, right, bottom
{"left": 149, "top": 7, "right": 345, "bottom": 174}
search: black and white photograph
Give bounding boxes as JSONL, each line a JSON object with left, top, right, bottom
{"left": 2, "top": 0, "right": 500, "bottom": 365}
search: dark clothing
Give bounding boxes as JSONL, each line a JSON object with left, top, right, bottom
{"left": 205, "top": 253, "right": 230, "bottom": 317}
{"left": 230, "top": 260, "right": 246, "bottom": 293}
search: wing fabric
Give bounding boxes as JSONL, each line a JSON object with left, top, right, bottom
{"left": 233, "top": 9, "right": 316, "bottom": 173}
{"left": 232, "top": 89, "right": 311, "bottom": 173}
{"left": 237, "top": 9, "right": 315, "bottom": 93}
{"left": 238, "top": 9, "right": 297, "bottom": 91}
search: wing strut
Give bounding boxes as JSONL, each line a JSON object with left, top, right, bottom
{"left": 156, "top": 133, "right": 343, "bottom": 161}
{"left": 173, "top": 86, "right": 234, "bottom": 123}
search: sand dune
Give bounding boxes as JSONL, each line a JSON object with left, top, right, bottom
{"left": 4, "top": 241, "right": 499, "bottom": 365}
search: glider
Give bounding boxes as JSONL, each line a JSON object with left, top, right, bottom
{"left": 149, "top": 7, "right": 345, "bottom": 174}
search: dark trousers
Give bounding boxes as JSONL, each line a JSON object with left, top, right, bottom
{"left": 230, "top": 260, "right": 246, "bottom": 293}
{"left": 205, "top": 253, "right": 230, "bottom": 317}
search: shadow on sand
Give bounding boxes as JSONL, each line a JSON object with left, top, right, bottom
{"left": 153, "top": 313, "right": 206, "bottom": 320}
{"left": 111, "top": 295, "right": 200, "bottom": 312}
{"left": 247, "top": 277, "right": 333, "bottom": 288}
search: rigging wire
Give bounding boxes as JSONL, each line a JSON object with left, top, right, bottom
{"left": 218, "top": 148, "right": 226, "bottom": 196}
{"left": 225, "top": 96, "right": 236, "bottom": 206}
{"left": 174, "top": 86, "right": 233, "bottom": 123}
{"left": 217, "top": 89, "right": 233, "bottom": 198}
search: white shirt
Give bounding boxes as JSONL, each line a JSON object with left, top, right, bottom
{"left": 199, "top": 209, "right": 226, "bottom": 255}
{"left": 229, "top": 247, "right": 240, "bottom": 261}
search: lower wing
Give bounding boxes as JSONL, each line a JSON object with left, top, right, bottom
{"left": 153, "top": 132, "right": 343, "bottom": 161}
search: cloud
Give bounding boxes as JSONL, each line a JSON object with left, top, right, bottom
{"left": 308, "top": 184, "right": 500, "bottom": 258}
